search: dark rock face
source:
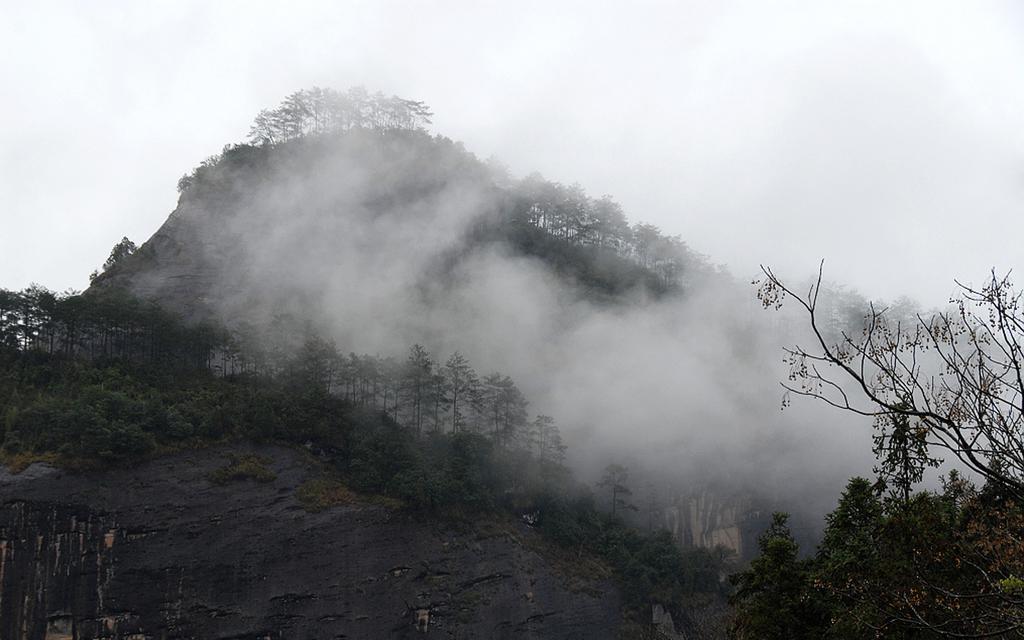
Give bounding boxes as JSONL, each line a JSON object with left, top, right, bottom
{"left": 0, "top": 447, "right": 620, "bottom": 639}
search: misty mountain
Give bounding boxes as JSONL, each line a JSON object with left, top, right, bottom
{"left": 93, "top": 127, "right": 705, "bottom": 329}
{"left": 88, "top": 91, "right": 874, "bottom": 558}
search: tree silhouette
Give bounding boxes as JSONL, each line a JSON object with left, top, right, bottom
{"left": 404, "top": 344, "right": 433, "bottom": 434}
{"left": 102, "top": 237, "right": 137, "bottom": 272}
{"left": 872, "top": 410, "right": 939, "bottom": 504}
{"left": 758, "top": 264, "right": 1024, "bottom": 500}
{"left": 443, "top": 352, "right": 480, "bottom": 433}
{"left": 482, "top": 373, "right": 528, "bottom": 446}
{"left": 248, "top": 86, "right": 433, "bottom": 145}
{"left": 598, "top": 463, "right": 636, "bottom": 516}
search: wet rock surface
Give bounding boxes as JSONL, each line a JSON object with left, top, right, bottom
{"left": 0, "top": 446, "right": 620, "bottom": 639}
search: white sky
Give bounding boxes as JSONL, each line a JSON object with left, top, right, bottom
{"left": 2, "top": 1, "right": 1023, "bottom": 304}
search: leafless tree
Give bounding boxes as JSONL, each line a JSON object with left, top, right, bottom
{"left": 758, "top": 262, "right": 1024, "bottom": 500}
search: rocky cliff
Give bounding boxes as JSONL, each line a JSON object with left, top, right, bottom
{"left": 0, "top": 446, "right": 621, "bottom": 639}
{"left": 662, "top": 490, "right": 762, "bottom": 560}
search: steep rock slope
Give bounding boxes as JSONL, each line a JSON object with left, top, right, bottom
{"left": 0, "top": 446, "right": 620, "bottom": 639}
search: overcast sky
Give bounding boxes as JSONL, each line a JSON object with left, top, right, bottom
{"left": 2, "top": 1, "right": 1023, "bottom": 304}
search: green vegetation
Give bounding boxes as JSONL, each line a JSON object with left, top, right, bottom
{"left": 729, "top": 476, "right": 1024, "bottom": 638}
{"left": 538, "top": 492, "right": 728, "bottom": 613}
{"left": 208, "top": 453, "right": 277, "bottom": 485}
{"left": 247, "top": 86, "right": 433, "bottom": 145}
{"left": 295, "top": 476, "right": 360, "bottom": 512}
{"left": 0, "top": 282, "right": 725, "bottom": 626}
{"left": 727, "top": 513, "right": 824, "bottom": 639}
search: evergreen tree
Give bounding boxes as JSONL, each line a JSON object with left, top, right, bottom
{"left": 403, "top": 344, "right": 433, "bottom": 434}
{"left": 102, "top": 237, "right": 137, "bottom": 272}
{"left": 482, "top": 372, "right": 528, "bottom": 446}
{"left": 597, "top": 463, "right": 636, "bottom": 516}
{"left": 727, "top": 513, "right": 824, "bottom": 639}
{"left": 531, "top": 414, "right": 566, "bottom": 465}
{"left": 443, "top": 352, "right": 480, "bottom": 433}
{"left": 812, "top": 478, "right": 883, "bottom": 637}
{"left": 872, "top": 411, "right": 938, "bottom": 504}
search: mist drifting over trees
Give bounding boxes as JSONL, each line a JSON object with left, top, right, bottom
{"left": 3, "top": 61, "right": 1022, "bottom": 638}
{"left": 248, "top": 86, "right": 433, "bottom": 144}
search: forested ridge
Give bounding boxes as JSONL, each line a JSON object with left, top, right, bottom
{"left": 250, "top": 87, "right": 706, "bottom": 289}
{"left": 142, "top": 86, "right": 713, "bottom": 305}
{"left": 0, "top": 283, "right": 557, "bottom": 450}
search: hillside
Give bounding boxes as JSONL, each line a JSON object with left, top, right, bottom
{"left": 0, "top": 444, "right": 622, "bottom": 639}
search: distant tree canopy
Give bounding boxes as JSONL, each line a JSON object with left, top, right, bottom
{"left": 248, "top": 86, "right": 433, "bottom": 145}
{"left": 505, "top": 173, "right": 702, "bottom": 287}
{"left": 0, "top": 284, "right": 230, "bottom": 371}
{"left": 0, "top": 285, "right": 559, "bottom": 457}
{"left": 173, "top": 87, "right": 711, "bottom": 292}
